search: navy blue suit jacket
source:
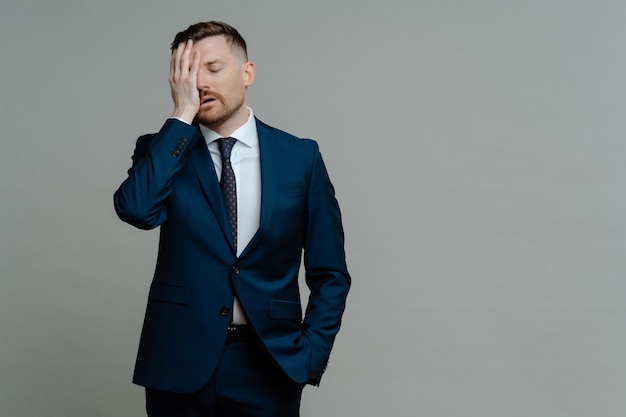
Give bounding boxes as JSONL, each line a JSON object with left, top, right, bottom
{"left": 114, "top": 118, "right": 350, "bottom": 393}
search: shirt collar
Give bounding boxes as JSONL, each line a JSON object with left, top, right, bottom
{"left": 200, "top": 107, "right": 257, "bottom": 148}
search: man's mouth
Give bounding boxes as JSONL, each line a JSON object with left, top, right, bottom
{"left": 200, "top": 96, "right": 217, "bottom": 106}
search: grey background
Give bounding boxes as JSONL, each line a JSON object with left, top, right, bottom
{"left": 1, "top": 0, "right": 625, "bottom": 416}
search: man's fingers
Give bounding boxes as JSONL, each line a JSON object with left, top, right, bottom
{"left": 171, "top": 40, "right": 189, "bottom": 80}
{"left": 189, "top": 50, "right": 200, "bottom": 77}
{"left": 169, "top": 39, "right": 200, "bottom": 121}
{"left": 180, "top": 39, "right": 192, "bottom": 76}
{"left": 169, "top": 50, "right": 176, "bottom": 83}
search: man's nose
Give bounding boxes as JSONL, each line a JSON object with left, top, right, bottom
{"left": 197, "top": 70, "right": 210, "bottom": 90}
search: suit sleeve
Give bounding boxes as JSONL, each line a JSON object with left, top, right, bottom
{"left": 301, "top": 141, "right": 351, "bottom": 385}
{"left": 114, "top": 119, "right": 201, "bottom": 230}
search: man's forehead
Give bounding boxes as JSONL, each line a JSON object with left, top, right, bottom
{"left": 193, "top": 36, "right": 236, "bottom": 59}
{"left": 193, "top": 35, "right": 230, "bottom": 50}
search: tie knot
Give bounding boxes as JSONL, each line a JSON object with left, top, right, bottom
{"left": 218, "top": 137, "right": 237, "bottom": 160}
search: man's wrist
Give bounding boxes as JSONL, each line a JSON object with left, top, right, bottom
{"left": 171, "top": 109, "right": 196, "bottom": 125}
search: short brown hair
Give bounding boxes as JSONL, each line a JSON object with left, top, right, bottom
{"left": 170, "top": 21, "right": 248, "bottom": 61}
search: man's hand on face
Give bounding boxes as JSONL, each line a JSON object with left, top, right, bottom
{"left": 169, "top": 39, "right": 201, "bottom": 124}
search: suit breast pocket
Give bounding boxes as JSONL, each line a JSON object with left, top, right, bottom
{"left": 277, "top": 182, "right": 306, "bottom": 196}
{"left": 273, "top": 184, "right": 306, "bottom": 227}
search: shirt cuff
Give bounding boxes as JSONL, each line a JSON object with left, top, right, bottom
{"left": 170, "top": 117, "right": 192, "bottom": 125}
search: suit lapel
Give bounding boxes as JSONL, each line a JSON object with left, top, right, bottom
{"left": 187, "top": 132, "right": 234, "bottom": 250}
{"left": 239, "top": 119, "right": 280, "bottom": 258}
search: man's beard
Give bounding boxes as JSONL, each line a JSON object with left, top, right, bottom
{"left": 197, "top": 93, "right": 245, "bottom": 129}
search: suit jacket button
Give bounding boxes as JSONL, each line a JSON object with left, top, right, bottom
{"left": 220, "top": 306, "right": 230, "bottom": 316}
{"left": 232, "top": 265, "right": 239, "bottom": 274}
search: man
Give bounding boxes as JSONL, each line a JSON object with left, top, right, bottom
{"left": 114, "top": 21, "right": 350, "bottom": 417}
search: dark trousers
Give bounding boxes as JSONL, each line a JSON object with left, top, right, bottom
{"left": 145, "top": 338, "right": 304, "bottom": 417}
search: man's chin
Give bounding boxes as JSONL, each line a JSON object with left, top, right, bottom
{"left": 197, "top": 101, "right": 246, "bottom": 131}
{"left": 197, "top": 111, "right": 227, "bottom": 129}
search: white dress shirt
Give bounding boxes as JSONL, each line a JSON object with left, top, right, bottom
{"left": 199, "top": 108, "right": 261, "bottom": 324}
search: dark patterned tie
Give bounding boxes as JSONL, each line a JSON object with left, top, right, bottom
{"left": 218, "top": 137, "right": 238, "bottom": 250}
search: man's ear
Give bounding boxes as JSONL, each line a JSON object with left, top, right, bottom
{"left": 243, "top": 61, "right": 255, "bottom": 87}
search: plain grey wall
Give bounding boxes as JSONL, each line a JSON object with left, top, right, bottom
{"left": 2, "top": 0, "right": 626, "bottom": 416}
